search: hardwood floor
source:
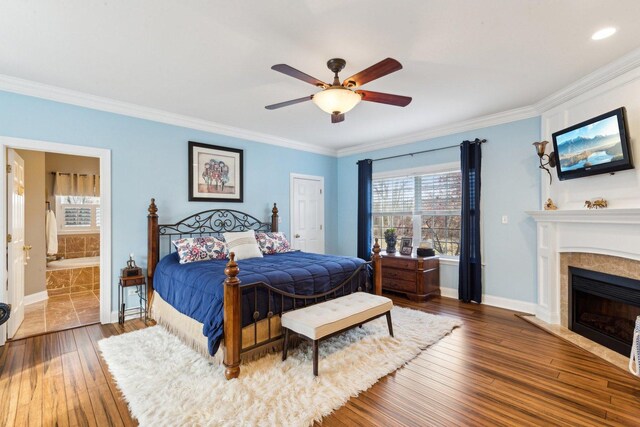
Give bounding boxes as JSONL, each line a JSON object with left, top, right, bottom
{"left": 2, "top": 295, "right": 640, "bottom": 426}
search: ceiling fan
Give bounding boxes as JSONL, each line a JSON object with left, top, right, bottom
{"left": 265, "top": 58, "right": 412, "bottom": 123}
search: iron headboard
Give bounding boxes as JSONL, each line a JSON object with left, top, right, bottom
{"left": 157, "top": 206, "right": 277, "bottom": 260}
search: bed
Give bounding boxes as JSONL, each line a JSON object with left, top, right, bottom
{"left": 146, "top": 199, "right": 382, "bottom": 380}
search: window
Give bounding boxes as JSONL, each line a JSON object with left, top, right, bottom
{"left": 56, "top": 196, "right": 101, "bottom": 233}
{"left": 373, "top": 168, "right": 461, "bottom": 256}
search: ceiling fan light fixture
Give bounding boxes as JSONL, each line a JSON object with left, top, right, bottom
{"left": 312, "top": 87, "right": 362, "bottom": 115}
{"left": 266, "top": 58, "right": 409, "bottom": 122}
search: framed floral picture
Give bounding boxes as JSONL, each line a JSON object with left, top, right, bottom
{"left": 188, "top": 141, "right": 243, "bottom": 202}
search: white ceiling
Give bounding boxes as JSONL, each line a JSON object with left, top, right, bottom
{"left": 2, "top": 0, "right": 640, "bottom": 154}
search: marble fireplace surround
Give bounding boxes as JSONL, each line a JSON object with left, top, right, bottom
{"left": 527, "top": 208, "right": 640, "bottom": 325}
{"left": 559, "top": 252, "right": 640, "bottom": 328}
{"left": 526, "top": 209, "right": 640, "bottom": 370}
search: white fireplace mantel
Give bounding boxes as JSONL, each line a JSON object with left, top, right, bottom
{"left": 526, "top": 208, "right": 640, "bottom": 324}
{"left": 526, "top": 208, "right": 640, "bottom": 224}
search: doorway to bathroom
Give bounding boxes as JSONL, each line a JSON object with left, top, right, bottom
{"left": 0, "top": 137, "right": 111, "bottom": 345}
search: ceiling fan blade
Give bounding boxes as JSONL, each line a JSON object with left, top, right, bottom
{"left": 265, "top": 96, "right": 313, "bottom": 110}
{"left": 343, "top": 58, "right": 403, "bottom": 88}
{"left": 356, "top": 90, "right": 412, "bottom": 107}
{"left": 331, "top": 113, "right": 345, "bottom": 123}
{"left": 271, "top": 64, "right": 328, "bottom": 87}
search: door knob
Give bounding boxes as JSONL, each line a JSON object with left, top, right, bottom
{"left": 295, "top": 234, "right": 300, "bottom": 238}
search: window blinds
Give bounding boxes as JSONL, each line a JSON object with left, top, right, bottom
{"left": 63, "top": 206, "right": 92, "bottom": 227}
{"left": 373, "top": 170, "right": 461, "bottom": 213}
{"left": 372, "top": 175, "right": 414, "bottom": 214}
{"left": 419, "top": 171, "right": 461, "bottom": 213}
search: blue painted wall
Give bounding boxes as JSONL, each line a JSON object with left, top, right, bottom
{"left": 1, "top": 88, "right": 541, "bottom": 307}
{"left": 337, "top": 118, "right": 541, "bottom": 303}
{"left": 0, "top": 91, "right": 338, "bottom": 311}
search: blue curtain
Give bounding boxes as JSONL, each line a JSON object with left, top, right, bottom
{"left": 357, "top": 159, "right": 373, "bottom": 260}
{"left": 459, "top": 140, "right": 482, "bottom": 303}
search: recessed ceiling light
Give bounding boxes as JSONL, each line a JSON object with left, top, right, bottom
{"left": 591, "top": 27, "right": 616, "bottom": 40}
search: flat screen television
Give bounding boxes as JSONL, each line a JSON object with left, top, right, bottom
{"left": 551, "top": 107, "right": 633, "bottom": 181}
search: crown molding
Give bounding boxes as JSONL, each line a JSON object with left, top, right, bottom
{"left": 336, "top": 105, "right": 538, "bottom": 157}
{"left": 338, "top": 48, "right": 640, "bottom": 157}
{"left": 3, "top": 47, "right": 640, "bottom": 159}
{"left": 533, "top": 47, "right": 640, "bottom": 114}
{"left": 0, "top": 74, "right": 337, "bottom": 157}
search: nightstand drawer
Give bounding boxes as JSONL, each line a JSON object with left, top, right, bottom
{"left": 383, "top": 268, "right": 416, "bottom": 282}
{"left": 382, "top": 258, "right": 416, "bottom": 270}
{"left": 380, "top": 252, "right": 440, "bottom": 301}
{"left": 120, "top": 276, "right": 145, "bottom": 286}
{"left": 383, "top": 278, "right": 417, "bottom": 293}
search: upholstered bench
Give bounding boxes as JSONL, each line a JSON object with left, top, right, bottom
{"left": 281, "top": 292, "right": 394, "bottom": 376}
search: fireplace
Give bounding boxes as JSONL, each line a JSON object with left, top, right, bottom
{"left": 527, "top": 208, "right": 640, "bottom": 369}
{"left": 569, "top": 266, "right": 640, "bottom": 356}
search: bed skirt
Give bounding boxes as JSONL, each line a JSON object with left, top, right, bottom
{"left": 150, "top": 290, "right": 286, "bottom": 363}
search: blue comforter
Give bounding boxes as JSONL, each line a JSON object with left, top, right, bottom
{"left": 153, "top": 251, "right": 369, "bottom": 355}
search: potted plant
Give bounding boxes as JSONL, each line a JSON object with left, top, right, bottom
{"left": 384, "top": 228, "right": 397, "bottom": 253}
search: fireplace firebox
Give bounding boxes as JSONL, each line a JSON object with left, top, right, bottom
{"left": 569, "top": 266, "right": 640, "bottom": 356}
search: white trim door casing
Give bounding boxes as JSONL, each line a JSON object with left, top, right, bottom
{"left": 7, "top": 149, "right": 25, "bottom": 338}
{"left": 0, "top": 136, "right": 111, "bottom": 346}
{"left": 290, "top": 173, "right": 324, "bottom": 254}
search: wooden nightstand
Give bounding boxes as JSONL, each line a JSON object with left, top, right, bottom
{"left": 381, "top": 252, "right": 440, "bottom": 301}
{"left": 118, "top": 275, "right": 148, "bottom": 325}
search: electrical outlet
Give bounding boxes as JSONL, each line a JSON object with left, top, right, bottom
{"left": 127, "top": 288, "right": 138, "bottom": 296}
{"left": 501, "top": 215, "right": 509, "bottom": 224}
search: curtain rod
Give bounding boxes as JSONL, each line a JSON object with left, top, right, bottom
{"left": 51, "top": 172, "right": 92, "bottom": 176}
{"left": 359, "top": 138, "right": 487, "bottom": 164}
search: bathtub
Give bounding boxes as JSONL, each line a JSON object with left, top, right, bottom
{"left": 47, "top": 255, "right": 100, "bottom": 270}
{"left": 46, "top": 256, "right": 101, "bottom": 296}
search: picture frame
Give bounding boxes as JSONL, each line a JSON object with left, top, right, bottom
{"left": 400, "top": 237, "right": 413, "bottom": 256}
{"left": 400, "top": 237, "right": 412, "bottom": 248}
{"left": 188, "top": 141, "right": 243, "bottom": 202}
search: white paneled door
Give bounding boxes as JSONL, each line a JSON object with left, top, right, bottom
{"left": 7, "top": 149, "right": 26, "bottom": 339}
{"left": 290, "top": 174, "right": 324, "bottom": 253}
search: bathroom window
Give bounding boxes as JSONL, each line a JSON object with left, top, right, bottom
{"left": 56, "top": 196, "right": 101, "bottom": 233}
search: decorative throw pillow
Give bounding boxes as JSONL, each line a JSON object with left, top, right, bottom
{"left": 172, "top": 236, "right": 227, "bottom": 264}
{"left": 256, "top": 232, "right": 292, "bottom": 255}
{"left": 223, "top": 230, "right": 263, "bottom": 260}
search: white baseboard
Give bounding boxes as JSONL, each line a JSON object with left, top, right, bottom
{"left": 439, "top": 287, "right": 458, "bottom": 299}
{"left": 535, "top": 306, "right": 560, "bottom": 325}
{"left": 482, "top": 295, "right": 536, "bottom": 314}
{"left": 438, "top": 287, "right": 535, "bottom": 314}
{"left": 24, "top": 291, "right": 48, "bottom": 305}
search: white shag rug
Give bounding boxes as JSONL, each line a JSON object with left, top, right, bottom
{"left": 99, "top": 306, "right": 461, "bottom": 427}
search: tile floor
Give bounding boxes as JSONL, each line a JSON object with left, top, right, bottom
{"left": 12, "top": 290, "right": 100, "bottom": 340}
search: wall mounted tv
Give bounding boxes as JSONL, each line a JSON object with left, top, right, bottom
{"left": 552, "top": 107, "right": 633, "bottom": 181}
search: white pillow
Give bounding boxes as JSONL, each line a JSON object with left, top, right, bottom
{"left": 223, "top": 230, "right": 263, "bottom": 260}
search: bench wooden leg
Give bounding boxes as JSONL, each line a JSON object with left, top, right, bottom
{"left": 313, "top": 340, "right": 319, "bottom": 376}
{"left": 282, "top": 328, "right": 290, "bottom": 361}
{"left": 386, "top": 311, "right": 394, "bottom": 337}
